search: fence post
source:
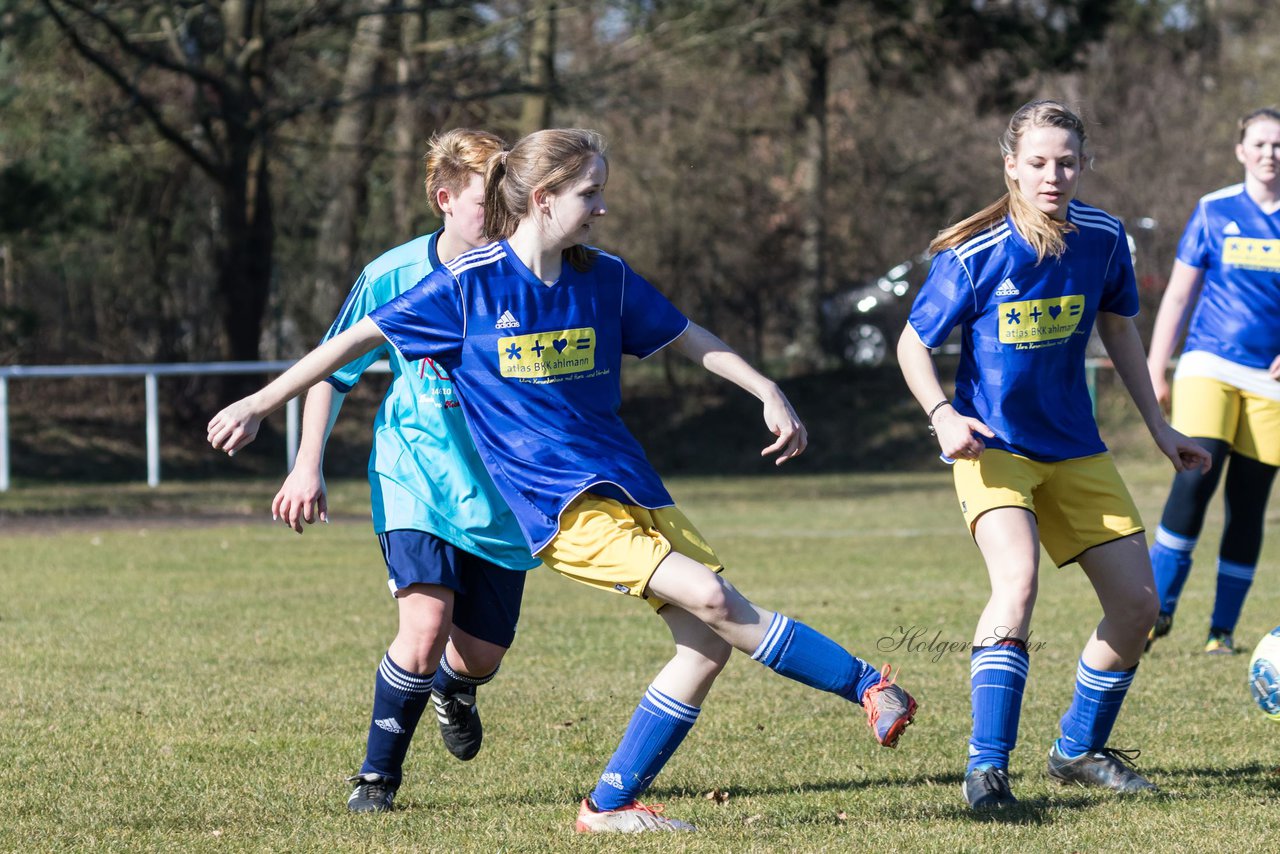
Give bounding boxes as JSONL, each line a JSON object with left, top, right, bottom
{"left": 145, "top": 372, "right": 160, "bottom": 487}
{"left": 286, "top": 395, "right": 299, "bottom": 472}
{"left": 0, "top": 376, "right": 8, "bottom": 492}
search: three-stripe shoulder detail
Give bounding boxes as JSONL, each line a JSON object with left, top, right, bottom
{"left": 956, "top": 223, "right": 1011, "bottom": 262}
{"left": 446, "top": 243, "right": 506, "bottom": 276}
{"left": 1067, "top": 202, "right": 1120, "bottom": 237}
{"left": 1201, "top": 183, "right": 1245, "bottom": 204}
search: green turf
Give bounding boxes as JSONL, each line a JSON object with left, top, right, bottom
{"left": 2, "top": 457, "right": 1278, "bottom": 852}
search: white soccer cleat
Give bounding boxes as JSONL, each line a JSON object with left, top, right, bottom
{"left": 574, "top": 798, "right": 696, "bottom": 833}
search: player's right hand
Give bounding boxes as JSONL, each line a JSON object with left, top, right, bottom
{"left": 933, "top": 407, "right": 994, "bottom": 461}
{"left": 207, "top": 398, "right": 263, "bottom": 456}
{"left": 272, "top": 466, "right": 328, "bottom": 533}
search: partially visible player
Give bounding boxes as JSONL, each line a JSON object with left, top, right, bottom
{"left": 1145, "top": 108, "right": 1280, "bottom": 656}
{"left": 273, "top": 129, "right": 540, "bottom": 813}
{"left": 897, "top": 100, "right": 1211, "bottom": 810}
{"left": 209, "top": 128, "right": 917, "bottom": 834}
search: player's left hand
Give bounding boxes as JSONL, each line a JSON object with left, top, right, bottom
{"left": 1154, "top": 423, "right": 1212, "bottom": 474}
{"left": 1269, "top": 353, "right": 1280, "bottom": 381}
{"left": 761, "top": 389, "right": 807, "bottom": 465}
{"left": 207, "top": 397, "right": 264, "bottom": 456}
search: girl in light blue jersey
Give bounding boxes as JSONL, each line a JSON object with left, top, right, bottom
{"left": 897, "top": 100, "right": 1211, "bottom": 811}
{"left": 209, "top": 128, "right": 917, "bottom": 834}
{"left": 1146, "top": 108, "right": 1280, "bottom": 657}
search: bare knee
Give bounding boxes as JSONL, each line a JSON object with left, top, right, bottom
{"left": 1120, "top": 589, "right": 1160, "bottom": 633}
{"left": 448, "top": 633, "right": 508, "bottom": 677}
{"left": 391, "top": 587, "right": 452, "bottom": 673}
{"left": 674, "top": 635, "right": 732, "bottom": 681}
{"left": 989, "top": 578, "right": 1037, "bottom": 611}
{"left": 680, "top": 575, "right": 741, "bottom": 627}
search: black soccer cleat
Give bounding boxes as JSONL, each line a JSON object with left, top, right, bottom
{"left": 1046, "top": 742, "right": 1157, "bottom": 793}
{"left": 346, "top": 772, "right": 399, "bottom": 813}
{"left": 962, "top": 766, "right": 1018, "bottom": 810}
{"left": 1144, "top": 611, "right": 1174, "bottom": 654}
{"left": 432, "top": 688, "right": 483, "bottom": 761}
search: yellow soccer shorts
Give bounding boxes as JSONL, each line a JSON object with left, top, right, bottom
{"left": 539, "top": 493, "right": 724, "bottom": 611}
{"left": 1172, "top": 375, "right": 1280, "bottom": 466}
{"left": 952, "top": 449, "right": 1144, "bottom": 567}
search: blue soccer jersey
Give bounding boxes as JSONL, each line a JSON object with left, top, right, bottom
{"left": 369, "top": 241, "right": 691, "bottom": 554}
{"left": 909, "top": 201, "right": 1140, "bottom": 462}
{"left": 322, "top": 231, "right": 538, "bottom": 571}
{"left": 1176, "top": 183, "right": 1280, "bottom": 369}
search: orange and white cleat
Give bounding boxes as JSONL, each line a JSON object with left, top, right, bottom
{"left": 574, "top": 798, "right": 696, "bottom": 833}
{"left": 862, "top": 664, "right": 917, "bottom": 748}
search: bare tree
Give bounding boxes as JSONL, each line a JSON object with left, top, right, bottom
{"left": 519, "top": 0, "right": 557, "bottom": 134}
{"left": 311, "top": 0, "right": 393, "bottom": 326}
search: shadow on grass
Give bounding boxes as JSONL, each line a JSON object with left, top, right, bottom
{"left": 1141, "top": 761, "right": 1280, "bottom": 795}
{"left": 643, "top": 770, "right": 1099, "bottom": 826}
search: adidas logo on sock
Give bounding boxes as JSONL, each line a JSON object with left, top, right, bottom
{"left": 993, "top": 278, "right": 1020, "bottom": 298}
{"left": 495, "top": 310, "right": 520, "bottom": 329}
{"left": 599, "top": 772, "right": 624, "bottom": 790}
{"left": 375, "top": 716, "right": 406, "bottom": 734}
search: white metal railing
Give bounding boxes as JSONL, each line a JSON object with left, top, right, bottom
{"left": 0, "top": 357, "right": 1113, "bottom": 492}
{"left": 0, "top": 360, "right": 389, "bottom": 491}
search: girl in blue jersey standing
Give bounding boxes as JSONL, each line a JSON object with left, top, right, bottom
{"left": 209, "top": 128, "right": 917, "bottom": 834}
{"left": 272, "top": 130, "right": 543, "bottom": 813}
{"left": 1145, "top": 108, "right": 1280, "bottom": 656}
{"left": 896, "top": 100, "right": 1211, "bottom": 810}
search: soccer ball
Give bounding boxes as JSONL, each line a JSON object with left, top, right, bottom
{"left": 1248, "top": 627, "right": 1280, "bottom": 721}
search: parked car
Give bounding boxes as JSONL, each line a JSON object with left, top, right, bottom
{"left": 821, "top": 218, "right": 1158, "bottom": 368}
{"left": 820, "top": 252, "right": 942, "bottom": 368}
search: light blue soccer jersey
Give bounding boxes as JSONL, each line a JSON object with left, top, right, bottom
{"left": 322, "top": 231, "right": 538, "bottom": 571}
{"left": 1177, "top": 183, "right": 1280, "bottom": 369}
{"left": 909, "top": 202, "right": 1140, "bottom": 462}
{"left": 369, "top": 241, "right": 690, "bottom": 554}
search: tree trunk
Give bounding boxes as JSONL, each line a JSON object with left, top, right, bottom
{"left": 217, "top": 133, "right": 274, "bottom": 364}
{"left": 791, "top": 0, "right": 836, "bottom": 369}
{"left": 393, "top": 7, "right": 428, "bottom": 236}
{"left": 312, "top": 1, "right": 392, "bottom": 328}
{"left": 519, "top": 0, "right": 556, "bottom": 135}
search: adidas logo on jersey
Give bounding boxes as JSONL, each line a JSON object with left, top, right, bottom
{"left": 994, "top": 278, "right": 1020, "bottom": 298}
{"left": 1224, "top": 221, "right": 1242, "bottom": 235}
{"left": 495, "top": 310, "right": 520, "bottom": 329}
{"left": 375, "top": 717, "right": 406, "bottom": 734}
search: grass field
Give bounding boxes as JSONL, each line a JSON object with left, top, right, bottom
{"left": 3, "top": 457, "right": 1279, "bottom": 852}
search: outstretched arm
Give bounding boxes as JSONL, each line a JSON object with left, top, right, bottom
{"left": 1145, "top": 260, "right": 1205, "bottom": 411}
{"left": 896, "top": 324, "right": 994, "bottom": 460}
{"left": 271, "top": 382, "right": 345, "bottom": 533}
{"left": 207, "top": 317, "right": 386, "bottom": 456}
{"left": 669, "top": 322, "right": 806, "bottom": 464}
{"left": 1096, "top": 311, "right": 1211, "bottom": 474}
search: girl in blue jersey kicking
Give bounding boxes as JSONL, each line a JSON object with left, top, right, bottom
{"left": 271, "top": 130, "right": 543, "bottom": 813}
{"left": 209, "top": 128, "right": 917, "bottom": 834}
{"left": 1145, "top": 108, "right": 1280, "bottom": 657}
{"left": 896, "top": 100, "right": 1211, "bottom": 810}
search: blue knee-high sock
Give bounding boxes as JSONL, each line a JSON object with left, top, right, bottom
{"left": 750, "top": 612, "right": 879, "bottom": 704}
{"left": 360, "top": 653, "right": 434, "bottom": 780}
{"left": 1151, "top": 526, "right": 1197, "bottom": 615}
{"left": 1057, "top": 659, "right": 1136, "bottom": 757}
{"left": 432, "top": 655, "right": 497, "bottom": 699}
{"left": 967, "top": 640, "right": 1029, "bottom": 772}
{"left": 589, "top": 686, "right": 699, "bottom": 811}
{"left": 1211, "top": 558, "right": 1255, "bottom": 633}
